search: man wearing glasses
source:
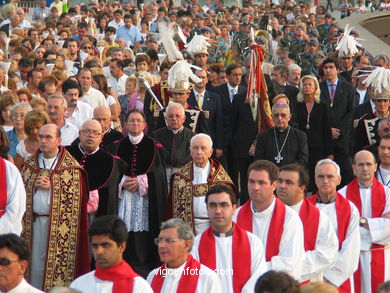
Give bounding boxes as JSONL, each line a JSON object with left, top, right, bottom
{"left": 21, "top": 124, "right": 90, "bottom": 291}
{"left": 147, "top": 218, "right": 222, "bottom": 292}
{"left": 0, "top": 234, "right": 43, "bottom": 292}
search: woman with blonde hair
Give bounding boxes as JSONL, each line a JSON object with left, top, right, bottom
{"left": 301, "top": 282, "right": 339, "bottom": 293}
{"left": 293, "top": 75, "right": 333, "bottom": 192}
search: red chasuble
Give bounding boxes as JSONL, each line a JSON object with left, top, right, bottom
{"left": 198, "top": 224, "right": 251, "bottom": 293}
{"left": 95, "top": 260, "right": 139, "bottom": 293}
{"left": 236, "top": 197, "right": 286, "bottom": 261}
{"left": 151, "top": 255, "right": 201, "bottom": 293}
{"left": 0, "top": 157, "right": 7, "bottom": 217}
{"left": 308, "top": 193, "right": 352, "bottom": 293}
{"left": 346, "top": 178, "right": 386, "bottom": 293}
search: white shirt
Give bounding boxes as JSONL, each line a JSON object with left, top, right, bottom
{"left": 147, "top": 262, "right": 222, "bottom": 293}
{"left": 193, "top": 161, "right": 211, "bottom": 235}
{"left": 0, "top": 158, "right": 26, "bottom": 236}
{"left": 60, "top": 120, "right": 79, "bottom": 146}
{"left": 108, "top": 73, "right": 128, "bottom": 97}
{"left": 66, "top": 101, "right": 94, "bottom": 129}
{"left": 356, "top": 88, "right": 368, "bottom": 105}
{"left": 0, "top": 279, "right": 44, "bottom": 293}
{"left": 193, "top": 89, "right": 205, "bottom": 109}
{"left": 81, "top": 87, "right": 108, "bottom": 109}
{"left": 191, "top": 230, "right": 267, "bottom": 293}
{"left": 290, "top": 200, "right": 339, "bottom": 283}
{"left": 71, "top": 270, "right": 153, "bottom": 293}
{"left": 108, "top": 19, "right": 124, "bottom": 29}
{"left": 233, "top": 198, "right": 305, "bottom": 280}
{"left": 227, "top": 83, "right": 238, "bottom": 103}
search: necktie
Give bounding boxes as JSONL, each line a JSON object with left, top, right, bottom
{"left": 197, "top": 93, "right": 203, "bottom": 109}
{"left": 330, "top": 83, "right": 335, "bottom": 106}
{"left": 231, "top": 88, "right": 236, "bottom": 102}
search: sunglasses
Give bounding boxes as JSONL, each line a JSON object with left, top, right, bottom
{"left": 0, "top": 257, "right": 20, "bottom": 266}
{"left": 83, "top": 46, "right": 92, "bottom": 49}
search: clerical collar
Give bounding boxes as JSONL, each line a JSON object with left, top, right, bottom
{"left": 170, "top": 126, "right": 184, "bottom": 134}
{"left": 128, "top": 132, "right": 144, "bottom": 145}
{"left": 276, "top": 126, "right": 289, "bottom": 133}
{"left": 213, "top": 226, "right": 233, "bottom": 237}
{"left": 193, "top": 161, "right": 210, "bottom": 173}
{"left": 78, "top": 144, "right": 99, "bottom": 156}
{"left": 316, "top": 194, "right": 336, "bottom": 204}
{"left": 358, "top": 182, "right": 372, "bottom": 189}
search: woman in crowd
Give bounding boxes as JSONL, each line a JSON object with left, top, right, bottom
{"left": 0, "top": 126, "right": 13, "bottom": 162}
{"left": 0, "top": 92, "right": 17, "bottom": 132}
{"left": 207, "top": 63, "right": 225, "bottom": 89}
{"left": 118, "top": 76, "right": 144, "bottom": 125}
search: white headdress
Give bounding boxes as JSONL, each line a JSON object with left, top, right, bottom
{"left": 335, "top": 24, "right": 362, "bottom": 57}
{"left": 185, "top": 33, "right": 210, "bottom": 55}
{"left": 158, "top": 21, "right": 183, "bottom": 62}
{"left": 167, "top": 60, "right": 202, "bottom": 93}
{"left": 363, "top": 67, "right": 390, "bottom": 96}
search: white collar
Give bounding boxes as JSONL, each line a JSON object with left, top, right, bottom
{"left": 193, "top": 161, "right": 210, "bottom": 173}
{"left": 227, "top": 83, "right": 238, "bottom": 93}
{"left": 170, "top": 126, "right": 184, "bottom": 134}
{"left": 289, "top": 199, "right": 303, "bottom": 213}
{"left": 251, "top": 197, "right": 276, "bottom": 215}
{"left": 193, "top": 88, "right": 206, "bottom": 96}
{"left": 128, "top": 132, "right": 144, "bottom": 144}
{"left": 78, "top": 144, "right": 99, "bottom": 156}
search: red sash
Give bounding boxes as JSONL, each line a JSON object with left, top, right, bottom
{"left": 95, "top": 260, "right": 139, "bottom": 293}
{"left": 0, "top": 157, "right": 7, "bottom": 217}
{"left": 151, "top": 255, "right": 201, "bottom": 293}
{"left": 308, "top": 193, "right": 352, "bottom": 293}
{"left": 236, "top": 197, "right": 286, "bottom": 261}
{"left": 346, "top": 178, "right": 386, "bottom": 293}
{"left": 198, "top": 224, "right": 251, "bottom": 293}
{"left": 299, "top": 198, "right": 320, "bottom": 251}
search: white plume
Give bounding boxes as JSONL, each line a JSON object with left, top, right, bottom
{"left": 185, "top": 33, "right": 210, "bottom": 55}
{"left": 158, "top": 21, "right": 183, "bottom": 62}
{"left": 167, "top": 60, "right": 201, "bottom": 89}
{"left": 335, "top": 24, "right": 362, "bottom": 57}
{"left": 363, "top": 67, "right": 390, "bottom": 94}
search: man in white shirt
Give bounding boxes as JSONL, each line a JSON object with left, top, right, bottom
{"left": 62, "top": 79, "right": 93, "bottom": 129}
{"left": 191, "top": 184, "right": 267, "bottom": 293}
{"left": 71, "top": 215, "right": 152, "bottom": 293}
{"left": 108, "top": 59, "right": 128, "bottom": 97}
{"left": 339, "top": 150, "right": 390, "bottom": 293}
{"left": 233, "top": 160, "right": 305, "bottom": 280}
{"left": 107, "top": 9, "right": 124, "bottom": 29}
{"left": 277, "top": 163, "right": 338, "bottom": 283}
{"left": 47, "top": 94, "right": 79, "bottom": 146}
{"left": 0, "top": 157, "right": 26, "bottom": 236}
{"left": 147, "top": 218, "right": 222, "bottom": 292}
{"left": 0, "top": 234, "right": 43, "bottom": 293}
{"left": 78, "top": 68, "right": 108, "bottom": 109}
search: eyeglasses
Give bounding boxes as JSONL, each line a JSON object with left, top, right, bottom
{"left": 82, "top": 129, "right": 102, "bottom": 136}
{"left": 0, "top": 257, "right": 20, "bottom": 266}
{"left": 373, "top": 99, "right": 390, "bottom": 103}
{"left": 272, "top": 113, "right": 289, "bottom": 118}
{"left": 154, "top": 237, "right": 182, "bottom": 245}
{"left": 38, "top": 134, "right": 55, "bottom": 140}
{"left": 11, "top": 113, "right": 26, "bottom": 119}
{"left": 207, "top": 202, "right": 232, "bottom": 209}
{"left": 83, "top": 46, "right": 92, "bottom": 50}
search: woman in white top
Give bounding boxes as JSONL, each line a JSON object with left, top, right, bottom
{"left": 0, "top": 92, "right": 16, "bottom": 132}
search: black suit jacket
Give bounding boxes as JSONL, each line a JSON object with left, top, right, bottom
{"left": 320, "top": 79, "right": 355, "bottom": 149}
{"left": 209, "top": 83, "right": 247, "bottom": 148}
{"left": 283, "top": 84, "right": 299, "bottom": 117}
{"left": 188, "top": 90, "right": 223, "bottom": 149}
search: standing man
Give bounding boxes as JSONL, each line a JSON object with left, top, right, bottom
{"left": 308, "top": 159, "right": 360, "bottom": 292}
{"left": 21, "top": 124, "right": 89, "bottom": 291}
{"left": 116, "top": 14, "right": 142, "bottom": 52}
{"left": 233, "top": 160, "right": 304, "bottom": 279}
{"left": 377, "top": 133, "right": 390, "bottom": 185}
{"left": 79, "top": 68, "right": 108, "bottom": 109}
{"left": 254, "top": 103, "right": 308, "bottom": 167}
{"left": 0, "top": 156, "right": 26, "bottom": 235}
{"left": 166, "top": 134, "right": 235, "bottom": 235}
{"left": 108, "top": 59, "right": 128, "bottom": 97}
{"left": 191, "top": 184, "right": 267, "bottom": 293}
{"left": 339, "top": 150, "right": 390, "bottom": 293}
{"left": 93, "top": 106, "right": 123, "bottom": 151}
{"left": 147, "top": 219, "right": 222, "bottom": 292}
{"left": 320, "top": 57, "right": 355, "bottom": 187}
{"left": 26, "top": 69, "right": 42, "bottom": 98}
{"left": 277, "top": 164, "right": 338, "bottom": 283}
{"left": 71, "top": 216, "right": 153, "bottom": 292}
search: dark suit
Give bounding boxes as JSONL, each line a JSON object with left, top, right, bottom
{"left": 320, "top": 79, "right": 355, "bottom": 187}
{"left": 209, "top": 83, "right": 247, "bottom": 186}
{"left": 188, "top": 90, "right": 223, "bottom": 149}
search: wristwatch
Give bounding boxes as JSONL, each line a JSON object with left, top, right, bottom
{"left": 360, "top": 217, "right": 367, "bottom": 226}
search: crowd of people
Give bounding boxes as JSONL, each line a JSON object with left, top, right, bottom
{"left": 0, "top": 0, "right": 390, "bottom": 292}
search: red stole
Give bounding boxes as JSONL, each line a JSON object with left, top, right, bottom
{"left": 198, "top": 224, "right": 251, "bottom": 293}
{"left": 151, "top": 255, "right": 201, "bottom": 293}
{"left": 346, "top": 178, "right": 386, "bottom": 293}
{"left": 95, "top": 260, "right": 139, "bottom": 293}
{"left": 299, "top": 198, "right": 320, "bottom": 251}
{"left": 236, "top": 197, "right": 286, "bottom": 261}
{"left": 0, "top": 157, "right": 7, "bottom": 217}
{"left": 308, "top": 193, "right": 352, "bottom": 293}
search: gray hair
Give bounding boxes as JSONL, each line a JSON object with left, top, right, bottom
{"left": 374, "top": 54, "right": 390, "bottom": 67}
{"left": 190, "top": 133, "right": 213, "bottom": 149}
{"left": 288, "top": 64, "right": 301, "bottom": 73}
{"left": 315, "top": 159, "right": 341, "bottom": 176}
{"left": 271, "top": 102, "right": 290, "bottom": 114}
{"left": 10, "top": 102, "right": 32, "bottom": 117}
{"left": 160, "top": 218, "right": 194, "bottom": 251}
{"left": 165, "top": 102, "right": 185, "bottom": 117}
{"left": 48, "top": 94, "right": 67, "bottom": 108}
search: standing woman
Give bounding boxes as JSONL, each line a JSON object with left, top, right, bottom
{"left": 293, "top": 75, "right": 333, "bottom": 192}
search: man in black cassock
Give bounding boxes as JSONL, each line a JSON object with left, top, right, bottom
{"left": 66, "top": 120, "right": 127, "bottom": 217}
{"left": 254, "top": 103, "right": 308, "bottom": 167}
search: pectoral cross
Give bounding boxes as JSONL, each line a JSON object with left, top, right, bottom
{"left": 275, "top": 153, "right": 283, "bottom": 164}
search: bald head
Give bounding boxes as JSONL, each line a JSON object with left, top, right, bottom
{"left": 93, "top": 106, "right": 111, "bottom": 133}
{"left": 352, "top": 150, "right": 377, "bottom": 186}
{"left": 79, "top": 119, "right": 103, "bottom": 153}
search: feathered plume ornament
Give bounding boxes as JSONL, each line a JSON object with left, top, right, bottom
{"left": 363, "top": 66, "right": 390, "bottom": 95}
{"left": 158, "top": 21, "right": 183, "bottom": 62}
{"left": 185, "top": 33, "right": 210, "bottom": 55}
{"left": 167, "top": 60, "right": 202, "bottom": 91}
{"left": 335, "top": 24, "right": 363, "bottom": 57}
